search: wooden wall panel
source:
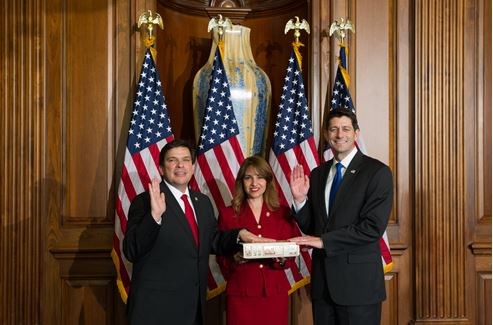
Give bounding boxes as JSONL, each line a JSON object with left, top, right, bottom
{"left": 476, "top": 272, "right": 492, "bottom": 325}
{"left": 478, "top": 0, "right": 491, "bottom": 227}
{"left": 466, "top": 0, "right": 492, "bottom": 245}
{"left": 355, "top": 0, "right": 390, "bottom": 163}
{"left": 64, "top": 0, "right": 113, "bottom": 224}
{"left": 467, "top": 0, "right": 492, "bottom": 322}
{"left": 474, "top": 248, "right": 492, "bottom": 325}
{"left": 382, "top": 272, "right": 399, "bottom": 325}
{"left": 61, "top": 279, "right": 114, "bottom": 325}
{"left": 41, "top": 0, "right": 141, "bottom": 323}
{"left": 415, "top": 0, "right": 491, "bottom": 324}
{"left": 55, "top": 249, "right": 117, "bottom": 325}
{"left": 0, "top": 0, "right": 43, "bottom": 324}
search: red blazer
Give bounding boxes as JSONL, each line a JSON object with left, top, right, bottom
{"left": 217, "top": 203, "right": 299, "bottom": 297}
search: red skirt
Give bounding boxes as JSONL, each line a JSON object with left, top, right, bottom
{"left": 226, "top": 294, "right": 288, "bottom": 325}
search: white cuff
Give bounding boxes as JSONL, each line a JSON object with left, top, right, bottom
{"left": 292, "top": 199, "right": 307, "bottom": 212}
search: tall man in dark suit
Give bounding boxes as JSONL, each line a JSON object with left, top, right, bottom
{"left": 123, "top": 139, "right": 262, "bottom": 325}
{"left": 289, "top": 108, "right": 393, "bottom": 325}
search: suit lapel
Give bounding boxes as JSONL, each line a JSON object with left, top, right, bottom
{"left": 319, "top": 161, "right": 331, "bottom": 222}
{"left": 160, "top": 182, "right": 198, "bottom": 250}
{"left": 329, "top": 151, "right": 364, "bottom": 219}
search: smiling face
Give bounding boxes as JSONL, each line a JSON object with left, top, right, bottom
{"left": 159, "top": 146, "right": 195, "bottom": 193}
{"left": 324, "top": 115, "right": 360, "bottom": 161}
{"left": 242, "top": 166, "right": 267, "bottom": 200}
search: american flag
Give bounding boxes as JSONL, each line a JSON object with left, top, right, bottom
{"left": 268, "top": 47, "right": 319, "bottom": 291}
{"left": 323, "top": 44, "right": 393, "bottom": 273}
{"left": 111, "top": 48, "right": 174, "bottom": 302}
{"left": 322, "top": 44, "right": 366, "bottom": 161}
{"left": 190, "top": 47, "right": 245, "bottom": 298}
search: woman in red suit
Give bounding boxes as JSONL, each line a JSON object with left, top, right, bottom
{"left": 217, "top": 156, "right": 300, "bottom": 325}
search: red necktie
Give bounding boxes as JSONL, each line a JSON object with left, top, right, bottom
{"left": 181, "top": 194, "right": 199, "bottom": 247}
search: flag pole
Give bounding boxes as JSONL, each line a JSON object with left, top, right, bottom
{"left": 268, "top": 17, "right": 317, "bottom": 294}
{"left": 329, "top": 18, "right": 355, "bottom": 89}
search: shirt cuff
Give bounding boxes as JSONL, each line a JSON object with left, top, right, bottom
{"left": 292, "top": 199, "right": 307, "bottom": 212}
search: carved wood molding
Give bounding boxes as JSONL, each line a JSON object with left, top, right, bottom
{"left": 204, "top": 7, "right": 251, "bottom": 20}
{"left": 50, "top": 247, "right": 112, "bottom": 259}
{"left": 469, "top": 242, "right": 492, "bottom": 256}
{"left": 409, "top": 320, "right": 472, "bottom": 325}
{"left": 415, "top": 0, "right": 467, "bottom": 321}
{"left": 159, "top": 0, "right": 305, "bottom": 18}
{"left": 1, "top": 0, "right": 44, "bottom": 324}
{"left": 389, "top": 243, "right": 409, "bottom": 256}
{"left": 51, "top": 247, "right": 115, "bottom": 279}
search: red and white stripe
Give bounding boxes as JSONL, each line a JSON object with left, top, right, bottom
{"left": 191, "top": 136, "right": 245, "bottom": 295}
{"left": 269, "top": 137, "right": 319, "bottom": 207}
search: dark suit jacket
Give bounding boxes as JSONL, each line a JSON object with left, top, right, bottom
{"left": 123, "top": 181, "right": 241, "bottom": 325}
{"left": 293, "top": 150, "right": 393, "bottom": 306}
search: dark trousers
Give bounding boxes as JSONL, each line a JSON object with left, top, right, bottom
{"left": 194, "top": 296, "right": 203, "bottom": 325}
{"left": 312, "top": 289, "right": 382, "bottom": 325}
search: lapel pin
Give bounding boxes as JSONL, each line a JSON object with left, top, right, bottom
{"left": 194, "top": 196, "right": 198, "bottom": 201}
{"left": 350, "top": 170, "right": 356, "bottom": 174}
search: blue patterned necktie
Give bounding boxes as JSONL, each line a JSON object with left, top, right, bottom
{"left": 329, "top": 162, "right": 344, "bottom": 214}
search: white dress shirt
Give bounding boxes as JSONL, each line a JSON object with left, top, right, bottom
{"left": 293, "top": 146, "right": 359, "bottom": 214}
{"left": 154, "top": 180, "right": 197, "bottom": 225}
{"left": 323, "top": 147, "right": 358, "bottom": 214}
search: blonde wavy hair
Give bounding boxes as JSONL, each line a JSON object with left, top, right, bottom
{"left": 231, "top": 156, "right": 280, "bottom": 215}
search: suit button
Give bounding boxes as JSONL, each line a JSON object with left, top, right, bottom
{"left": 258, "top": 234, "right": 262, "bottom": 238}
{"left": 259, "top": 264, "right": 264, "bottom": 269}
{"left": 257, "top": 225, "right": 262, "bottom": 229}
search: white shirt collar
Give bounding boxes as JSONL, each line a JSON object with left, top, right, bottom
{"left": 333, "top": 146, "right": 358, "bottom": 169}
{"left": 163, "top": 179, "right": 191, "bottom": 200}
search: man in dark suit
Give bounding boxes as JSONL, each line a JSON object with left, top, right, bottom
{"left": 123, "top": 139, "right": 262, "bottom": 325}
{"left": 289, "top": 108, "right": 393, "bottom": 325}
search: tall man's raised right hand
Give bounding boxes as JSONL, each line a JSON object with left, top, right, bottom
{"left": 289, "top": 165, "right": 310, "bottom": 204}
{"left": 149, "top": 177, "right": 166, "bottom": 222}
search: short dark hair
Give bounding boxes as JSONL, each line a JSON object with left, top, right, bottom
{"left": 159, "top": 139, "right": 196, "bottom": 166}
{"left": 324, "top": 107, "right": 359, "bottom": 131}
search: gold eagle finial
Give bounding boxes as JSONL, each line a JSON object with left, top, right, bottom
{"left": 207, "top": 14, "right": 233, "bottom": 41}
{"left": 329, "top": 18, "right": 355, "bottom": 43}
{"left": 137, "top": 10, "right": 164, "bottom": 42}
{"left": 284, "top": 16, "right": 310, "bottom": 43}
